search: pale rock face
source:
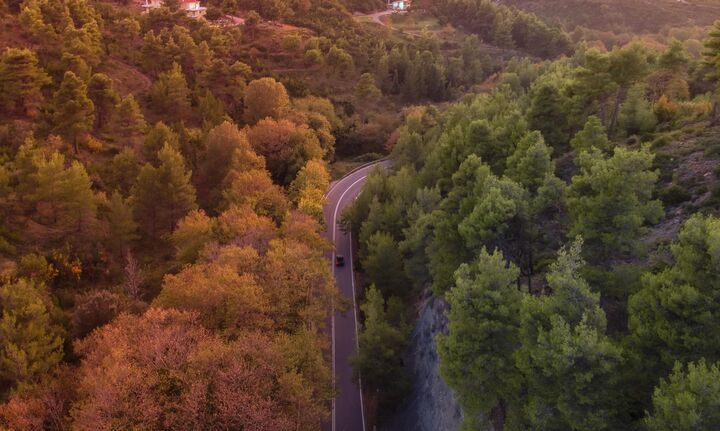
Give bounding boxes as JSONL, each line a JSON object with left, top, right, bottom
{"left": 381, "top": 295, "right": 463, "bottom": 431}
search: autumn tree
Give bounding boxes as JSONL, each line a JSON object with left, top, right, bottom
{"left": 71, "top": 308, "right": 326, "bottom": 430}
{"left": 0, "top": 47, "right": 50, "bottom": 117}
{"left": 246, "top": 118, "right": 323, "bottom": 185}
{"left": 260, "top": 239, "right": 335, "bottom": 332}
{"left": 50, "top": 71, "right": 95, "bottom": 153}
{"left": 222, "top": 150, "right": 289, "bottom": 222}
{"left": 169, "top": 209, "right": 214, "bottom": 264}
{"left": 131, "top": 143, "right": 197, "bottom": 238}
{"left": 0, "top": 279, "right": 64, "bottom": 387}
{"left": 243, "top": 77, "right": 290, "bottom": 124}
{"left": 288, "top": 159, "right": 329, "bottom": 221}
{"left": 216, "top": 204, "right": 277, "bottom": 252}
{"left": 154, "top": 263, "right": 268, "bottom": 333}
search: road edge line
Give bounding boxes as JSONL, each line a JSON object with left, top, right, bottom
{"left": 331, "top": 174, "right": 368, "bottom": 431}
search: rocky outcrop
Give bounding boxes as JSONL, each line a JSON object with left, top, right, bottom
{"left": 380, "top": 295, "right": 463, "bottom": 431}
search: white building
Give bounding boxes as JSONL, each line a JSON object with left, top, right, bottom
{"left": 141, "top": 0, "right": 207, "bottom": 18}
{"left": 390, "top": 0, "right": 409, "bottom": 11}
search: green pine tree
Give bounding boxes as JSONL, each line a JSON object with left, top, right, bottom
{"left": 0, "top": 47, "right": 51, "bottom": 116}
{"left": 50, "top": 71, "right": 95, "bottom": 153}
{"left": 104, "top": 191, "right": 139, "bottom": 256}
{"left": 505, "top": 131, "right": 555, "bottom": 192}
{"left": 644, "top": 360, "right": 720, "bottom": 430}
{"left": 112, "top": 95, "right": 147, "bottom": 145}
{"left": 149, "top": 62, "right": 191, "bottom": 119}
{"left": 87, "top": 73, "right": 120, "bottom": 132}
{"left": 527, "top": 84, "right": 569, "bottom": 151}
{"left": 438, "top": 248, "right": 522, "bottom": 431}
{"left": 570, "top": 116, "right": 611, "bottom": 153}
{"left": 131, "top": 143, "right": 197, "bottom": 238}
{"left": 0, "top": 278, "right": 64, "bottom": 386}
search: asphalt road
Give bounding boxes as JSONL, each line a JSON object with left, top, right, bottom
{"left": 323, "top": 161, "right": 388, "bottom": 431}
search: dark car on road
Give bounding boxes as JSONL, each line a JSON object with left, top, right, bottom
{"left": 335, "top": 255, "right": 345, "bottom": 267}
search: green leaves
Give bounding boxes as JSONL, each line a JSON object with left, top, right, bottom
{"left": 645, "top": 360, "right": 720, "bottom": 430}
{"left": 438, "top": 248, "right": 521, "bottom": 417}
{"left": 0, "top": 279, "right": 64, "bottom": 387}
{"left": 629, "top": 215, "right": 720, "bottom": 370}
{"left": 568, "top": 146, "right": 663, "bottom": 262}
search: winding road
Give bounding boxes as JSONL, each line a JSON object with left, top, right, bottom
{"left": 324, "top": 161, "right": 388, "bottom": 431}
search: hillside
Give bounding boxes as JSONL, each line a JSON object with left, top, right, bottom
{"left": 2, "top": 0, "right": 720, "bottom": 430}
{"left": 504, "top": 0, "right": 720, "bottom": 32}
{"left": 345, "top": 18, "right": 720, "bottom": 431}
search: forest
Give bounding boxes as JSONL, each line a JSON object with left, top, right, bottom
{"left": 0, "top": 0, "right": 719, "bottom": 430}
{"left": 345, "top": 11, "right": 720, "bottom": 431}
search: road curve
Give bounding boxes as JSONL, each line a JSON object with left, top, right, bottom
{"left": 323, "top": 161, "right": 388, "bottom": 431}
{"left": 355, "top": 9, "right": 397, "bottom": 27}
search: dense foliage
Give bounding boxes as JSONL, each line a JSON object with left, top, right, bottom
{"left": 0, "top": 0, "right": 351, "bottom": 427}
{"left": 346, "top": 25, "right": 720, "bottom": 428}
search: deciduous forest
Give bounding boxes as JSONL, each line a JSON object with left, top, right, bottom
{"left": 0, "top": 0, "right": 719, "bottom": 430}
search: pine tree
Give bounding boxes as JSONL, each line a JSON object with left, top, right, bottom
{"left": 149, "top": 62, "right": 191, "bottom": 119}
{"left": 629, "top": 215, "right": 720, "bottom": 375}
{"left": 570, "top": 115, "right": 611, "bottom": 153}
{"left": 438, "top": 248, "right": 522, "bottom": 431}
{"left": 87, "top": 73, "right": 120, "bottom": 132}
{"left": 527, "top": 84, "right": 569, "bottom": 151}
{"left": 108, "top": 148, "right": 141, "bottom": 196}
{"left": 104, "top": 191, "right": 138, "bottom": 256}
{"left": 30, "top": 152, "right": 99, "bottom": 250}
{"left": 0, "top": 47, "right": 51, "bottom": 116}
{"left": 505, "top": 131, "right": 555, "bottom": 192}
{"left": 355, "top": 72, "right": 382, "bottom": 101}
{"left": 112, "top": 95, "right": 147, "bottom": 145}
{"left": 362, "top": 231, "right": 409, "bottom": 298}
{"left": 50, "top": 71, "right": 95, "bottom": 154}
{"left": 351, "top": 285, "right": 411, "bottom": 409}
{"left": 568, "top": 147, "right": 663, "bottom": 262}
{"left": 517, "top": 239, "right": 624, "bottom": 431}
{"left": 196, "top": 121, "right": 249, "bottom": 210}
{"left": 0, "top": 278, "right": 64, "bottom": 386}
{"left": 645, "top": 360, "right": 720, "bottom": 430}
{"left": 131, "top": 143, "right": 197, "bottom": 238}
{"left": 142, "top": 122, "right": 180, "bottom": 164}
{"left": 618, "top": 84, "right": 657, "bottom": 136}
